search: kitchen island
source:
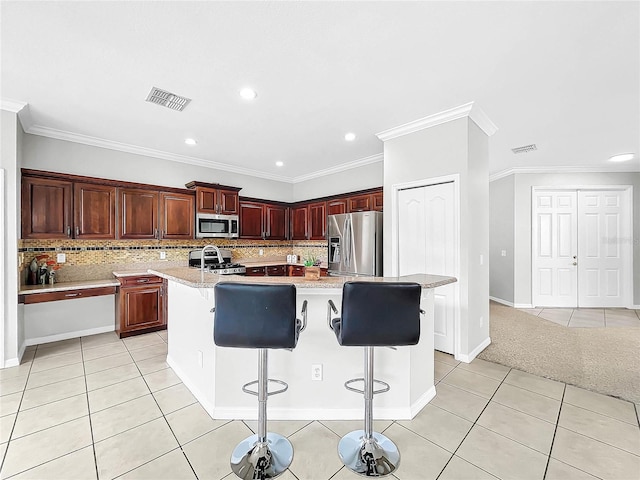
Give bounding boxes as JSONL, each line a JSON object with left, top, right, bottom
{"left": 149, "top": 267, "right": 456, "bottom": 421}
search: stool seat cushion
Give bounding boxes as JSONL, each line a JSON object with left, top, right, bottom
{"left": 214, "top": 283, "right": 300, "bottom": 349}
{"left": 334, "top": 281, "right": 422, "bottom": 347}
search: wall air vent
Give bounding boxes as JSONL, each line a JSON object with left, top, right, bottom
{"left": 145, "top": 87, "right": 191, "bottom": 111}
{"left": 511, "top": 144, "right": 537, "bottom": 154}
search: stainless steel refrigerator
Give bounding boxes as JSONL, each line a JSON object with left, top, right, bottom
{"left": 327, "top": 211, "right": 383, "bottom": 276}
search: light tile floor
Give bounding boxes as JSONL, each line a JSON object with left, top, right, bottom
{"left": 518, "top": 307, "right": 640, "bottom": 328}
{"left": 1, "top": 331, "right": 639, "bottom": 479}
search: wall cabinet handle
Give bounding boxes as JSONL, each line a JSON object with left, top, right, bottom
{"left": 154, "top": 229, "right": 158, "bottom": 239}
{"left": 66, "top": 226, "right": 71, "bottom": 237}
{"left": 75, "top": 226, "right": 80, "bottom": 237}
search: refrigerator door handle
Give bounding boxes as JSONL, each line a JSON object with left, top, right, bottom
{"left": 344, "top": 216, "right": 352, "bottom": 269}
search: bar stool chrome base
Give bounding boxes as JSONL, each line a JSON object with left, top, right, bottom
{"left": 231, "top": 433, "right": 293, "bottom": 480}
{"left": 338, "top": 430, "right": 400, "bottom": 477}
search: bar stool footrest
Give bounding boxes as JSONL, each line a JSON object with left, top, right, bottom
{"left": 242, "top": 379, "right": 288, "bottom": 397}
{"left": 344, "top": 378, "right": 390, "bottom": 395}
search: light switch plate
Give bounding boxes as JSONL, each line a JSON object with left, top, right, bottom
{"left": 56, "top": 253, "right": 66, "bottom": 263}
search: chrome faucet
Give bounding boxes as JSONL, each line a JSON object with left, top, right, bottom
{"left": 201, "top": 244, "right": 223, "bottom": 281}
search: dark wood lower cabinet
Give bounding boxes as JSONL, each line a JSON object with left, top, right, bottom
{"left": 245, "top": 266, "right": 266, "bottom": 276}
{"left": 265, "top": 265, "right": 286, "bottom": 276}
{"left": 116, "top": 275, "right": 167, "bottom": 338}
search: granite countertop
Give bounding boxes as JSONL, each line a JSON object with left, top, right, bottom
{"left": 148, "top": 266, "right": 456, "bottom": 290}
{"left": 238, "top": 259, "right": 329, "bottom": 268}
{"left": 112, "top": 270, "right": 158, "bottom": 278}
{"left": 19, "top": 278, "right": 120, "bottom": 295}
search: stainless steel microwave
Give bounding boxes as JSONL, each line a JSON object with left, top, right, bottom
{"left": 196, "top": 213, "right": 239, "bottom": 238}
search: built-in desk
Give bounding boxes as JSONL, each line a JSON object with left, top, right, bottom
{"left": 149, "top": 267, "right": 456, "bottom": 421}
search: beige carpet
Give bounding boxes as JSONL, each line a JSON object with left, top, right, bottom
{"left": 478, "top": 302, "right": 640, "bottom": 404}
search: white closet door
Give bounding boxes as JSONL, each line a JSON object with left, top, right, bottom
{"left": 398, "top": 182, "right": 456, "bottom": 354}
{"left": 532, "top": 191, "right": 578, "bottom": 307}
{"left": 578, "top": 190, "right": 630, "bottom": 307}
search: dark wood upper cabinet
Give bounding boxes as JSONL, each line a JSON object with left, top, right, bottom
{"left": 74, "top": 183, "right": 116, "bottom": 239}
{"left": 308, "top": 201, "right": 327, "bottom": 240}
{"left": 240, "top": 200, "right": 288, "bottom": 240}
{"left": 347, "top": 194, "right": 373, "bottom": 213}
{"left": 160, "top": 192, "right": 194, "bottom": 239}
{"left": 239, "top": 201, "right": 264, "bottom": 239}
{"left": 186, "top": 182, "right": 241, "bottom": 215}
{"left": 372, "top": 190, "right": 384, "bottom": 211}
{"left": 265, "top": 204, "right": 288, "bottom": 240}
{"left": 290, "top": 205, "right": 309, "bottom": 240}
{"left": 219, "top": 189, "right": 239, "bottom": 215}
{"left": 22, "top": 177, "right": 73, "bottom": 239}
{"left": 327, "top": 198, "right": 347, "bottom": 215}
{"left": 119, "top": 188, "right": 159, "bottom": 239}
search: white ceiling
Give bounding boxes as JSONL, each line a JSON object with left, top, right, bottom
{"left": 2, "top": 1, "right": 639, "bottom": 182}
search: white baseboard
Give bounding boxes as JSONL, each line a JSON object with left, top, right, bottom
{"left": 25, "top": 326, "right": 114, "bottom": 347}
{"left": 409, "top": 385, "right": 436, "bottom": 417}
{"left": 456, "top": 337, "right": 491, "bottom": 363}
{"left": 211, "top": 405, "right": 415, "bottom": 421}
{"left": 167, "top": 354, "right": 216, "bottom": 416}
{"left": 514, "top": 303, "right": 534, "bottom": 309}
{"left": 167, "top": 354, "right": 432, "bottom": 421}
{"left": 489, "top": 296, "right": 514, "bottom": 307}
{"left": 3, "top": 342, "right": 27, "bottom": 368}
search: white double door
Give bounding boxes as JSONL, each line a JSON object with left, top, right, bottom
{"left": 397, "top": 181, "right": 457, "bottom": 354}
{"left": 532, "top": 188, "right": 632, "bottom": 308}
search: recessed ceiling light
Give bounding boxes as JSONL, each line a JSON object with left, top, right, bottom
{"left": 239, "top": 88, "right": 257, "bottom": 100}
{"left": 608, "top": 153, "right": 634, "bottom": 162}
{"left": 184, "top": 138, "right": 197, "bottom": 146}
{"left": 345, "top": 132, "right": 356, "bottom": 141}
{"left": 275, "top": 161, "right": 284, "bottom": 167}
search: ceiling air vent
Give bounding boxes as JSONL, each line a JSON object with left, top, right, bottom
{"left": 145, "top": 87, "right": 191, "bottom": 111}
{"left": 511, "top": 144, "right": 537, "bottom": 154}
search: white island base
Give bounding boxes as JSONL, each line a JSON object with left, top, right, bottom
{"left": 154, "top": 270, "right": 455, "bottom": 421}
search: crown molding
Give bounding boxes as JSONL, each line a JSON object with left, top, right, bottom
{"left": 489, "top": 164, "right": 640, "bottom": 182}
{"left": 291, "top": 153, "right": 383, "bottom": 184}
{"left": 25, "top": 125, "right": 293, "bottom": 183}
{"left": 0, "top": 99, "right": 35, "bottom": 134}
{"left": 376, "top": 102, "right": 497, "bottom": 142}
{"left": 0, "top": 98, "right": 27, "bottom": 113}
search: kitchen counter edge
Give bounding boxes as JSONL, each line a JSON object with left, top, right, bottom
{"left": 19, "top": 278, "right": 120, "bottom": 295}
{"left": 148, "top": 267, "right": 456, "bottom": 290}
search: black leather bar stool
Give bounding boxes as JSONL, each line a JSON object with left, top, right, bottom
{"left": 328, "top": 281, "right": 422, "bottom": 477}
{"left": 213, "top": 282, "right": 307, "bottom": 480}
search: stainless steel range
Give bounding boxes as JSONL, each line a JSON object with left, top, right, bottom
{"left": 188, "top": 248, "right": 246, "bottom": 275}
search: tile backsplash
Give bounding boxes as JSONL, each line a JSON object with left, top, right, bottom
{"left": 18, "top": 239, "right": 327, "bottom": 283}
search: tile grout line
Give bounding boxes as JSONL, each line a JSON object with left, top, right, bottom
{"left": 118, "top": 333, "right": 203, "bottom": 480}
{"left": 541, "top": 383, "right": 566, "bottom": 479}
{"left": 79, "top": 336, "right": 100, "bottom": 480}
{"left": 0, "top": 347, "right": 36, "bottom": 476}
{"left": 432, "top": 360, "right": 513, "bottom": 479}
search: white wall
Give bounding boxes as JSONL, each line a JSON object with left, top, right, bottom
{"left": 23, "top": 295, "right": 115, "bottom": 345}
{"left": 382, "top": 117, "right": 490, "bottom": 360}
{"left": 489, "top": 175, "right": 515, "bottom": 303}
{"left": 291, "top": 161, "right": 383, "bottom": 202}
{"left": 22, "top": 134, "right": 294, "bottom": 202}
{"left": 1, "top": 109, "right": 23, "bottom": 366}
{"left": 513, "top": 171, "right": 640, "bottom": 307}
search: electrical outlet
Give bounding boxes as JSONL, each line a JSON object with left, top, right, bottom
{"left": 479, "top": 254, "right": 484, "bottom": 265}
{"left": 197, "top": 350, "right": 203, "bottom": 368}
{"left": 501, "top": 250, "right": 507, "bottom": 257}
{"left": 160, "top": 251, "right": 166, "bottom": 260}
{"left": 56, "top": 253, "right": 66, "bottom": 263}
{"left": 259, "top": 249, "right": 264, "bottom": 256}
{"left": 480, "top": 316, "right": 484, "bottom": 327}
{"left": 311, "top": 364, "right": 323, "bottom": 381}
